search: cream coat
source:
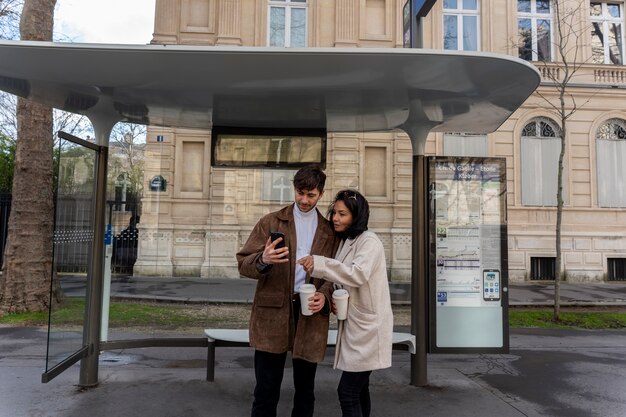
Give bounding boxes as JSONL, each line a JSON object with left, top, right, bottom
{"left": 311, "top": 231, "right": 393, "bottom": 372}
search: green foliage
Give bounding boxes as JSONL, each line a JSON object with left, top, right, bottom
{"left": 509, "top": 309, "right": 626, "bottom": 329}
{"left": 0, "top": 132, "right": 15, "bottom": 192}
{"left": 2, "top": 301, "right": 626, "bottom": 331}
{"left": 0, "top": 299, "right": 250, "bottom": 329}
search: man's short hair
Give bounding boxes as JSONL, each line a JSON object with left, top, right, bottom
{"left": 293, "top": 165, "right": 326, "bottom": 192}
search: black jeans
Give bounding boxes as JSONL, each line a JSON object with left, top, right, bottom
{"left": 251, "top": 299, "right": 318, "bottom": 417}
{"left": 337, "top": 370, "right": 372, "bottom": 417}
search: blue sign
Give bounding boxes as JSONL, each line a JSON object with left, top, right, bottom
{"left": 104, "top": 224, "right": 112, "bottom": 245}
{"left": 437, "top": 291, "right": 448, "bottom": 304}
{"left": 413, "top": 0, "right": 437, "bottom": 18}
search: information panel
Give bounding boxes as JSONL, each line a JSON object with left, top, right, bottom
{"left": 429, "top": 157, "right": 509, "bottom": 353}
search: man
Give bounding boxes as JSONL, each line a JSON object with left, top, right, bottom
{"left": 237, "top": 166, "right": 338, "bottom": 417}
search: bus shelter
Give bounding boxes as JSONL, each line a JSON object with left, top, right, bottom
{"left": 0, "top": 41, "right": 540, "bottom": 387}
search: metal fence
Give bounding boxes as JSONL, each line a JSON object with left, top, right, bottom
{"left": 1, "top": 195, "right": 141, "bottom": 274}
{"left": 53, "top": 195, "right": 95, "bottom": 273}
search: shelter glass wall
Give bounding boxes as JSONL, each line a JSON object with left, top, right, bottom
{"left": 46, "top": 137, "right": 96, "bottom": 371}
{"left": 94, "top": 121, "right": 417, "bottom": 342}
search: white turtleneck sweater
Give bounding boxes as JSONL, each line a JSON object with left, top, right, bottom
{"left": 293, "top": 203, "right": 318, "bottom": 293}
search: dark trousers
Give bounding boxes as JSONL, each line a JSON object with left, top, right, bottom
{"left": 251, "top": 300, "right": 318, "bottom": 417}
{"left": 337, "top": 370, "right": 372, "bottom": 417}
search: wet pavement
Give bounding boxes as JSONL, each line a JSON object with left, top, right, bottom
{"left": 2, "top": 277, "right": 626, "bottom": 416}
{"left": 1, "top": 326, "right": 626, "bottom": 417}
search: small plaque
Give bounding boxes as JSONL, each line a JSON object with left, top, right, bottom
{"left": 150, "top": 175, "right": 166, "bottom": 192}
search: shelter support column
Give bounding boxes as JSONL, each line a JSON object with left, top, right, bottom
{"left": 79, "top": 117, "right": 115, "bottom": 387}
{"left": 401, "top": 121, "right": 434, "bottom": 387}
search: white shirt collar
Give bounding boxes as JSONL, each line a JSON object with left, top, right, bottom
{"left": 293, "top": 202, "right": 318, "bottom": 220}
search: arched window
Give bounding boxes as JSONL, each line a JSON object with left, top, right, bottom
{"left": 596, "top": 118, "right": 626, "bottom": 207}
{"left": 521, "top": 117, "right": 563, "bottom": 206}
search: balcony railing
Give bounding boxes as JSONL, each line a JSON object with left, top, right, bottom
{"left": 535, "top": 61, "right": 626, "bottom": 86}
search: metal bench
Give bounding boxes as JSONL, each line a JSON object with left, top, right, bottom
{"left": 204, "top": 329, "right": 416, "bottom": 381}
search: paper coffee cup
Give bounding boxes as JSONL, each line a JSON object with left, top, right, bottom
{"left": 332, "top": 289, "right": 349, "bottom": 320}
{"left": 299, "top": 284, "right": 317, "bottom": 316}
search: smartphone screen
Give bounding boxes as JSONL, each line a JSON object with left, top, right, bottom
{"left": 483, "top": 270, "right": 500, "bottom": 301}
{"left": 270, "top": 232, "right": 285, "bottom": 249}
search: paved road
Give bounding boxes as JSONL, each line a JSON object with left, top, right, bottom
{"left": 60, "top": 275, "right": 626, "bottom": 306}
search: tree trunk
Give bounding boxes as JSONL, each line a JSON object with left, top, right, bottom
{"left": 554, "top": 107, "right": 567, "bottom": 321}
{"left": 554, "top": 131, "right": 564, "bottom": 321}
{"left": 0, "top": 0, "right": 58, "bottom": 314}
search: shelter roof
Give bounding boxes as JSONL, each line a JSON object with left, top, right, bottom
{"left": 0, "top": 41, "right": 539, "bottom": 138}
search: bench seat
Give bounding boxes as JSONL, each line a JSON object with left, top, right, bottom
{"left": 204, "top": 328, "right": 415, "bottom": 381}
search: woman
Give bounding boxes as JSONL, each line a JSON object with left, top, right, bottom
{"left": 298, "top": 189, "right": 393, "bottom": 417}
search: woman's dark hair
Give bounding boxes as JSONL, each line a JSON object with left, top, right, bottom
{"left": 327, "top": 189, "right": 369, "bottom": 239}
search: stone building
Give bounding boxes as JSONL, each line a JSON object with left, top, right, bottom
{"left": 134, "top": 0, "right": 626, "bottom": 282}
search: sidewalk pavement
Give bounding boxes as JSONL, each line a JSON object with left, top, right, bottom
{"left": 2, "top": 277, "right": 626, "bottom": 417}
{"left": 2, "top": 326, "right": 626, "bottom": 417}
{"left": 60, "top": 275, "right": 626, "bottom": 306}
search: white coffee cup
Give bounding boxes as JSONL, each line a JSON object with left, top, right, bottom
{"left": 299, "top": 284, "right": 317, "bottom": 316}
{"left": 332, "top": 289, "right": 349, "bottom": 320}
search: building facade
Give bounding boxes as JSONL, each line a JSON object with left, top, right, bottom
{"left": 134, "top": 0, "right": 626, "bottom": 282}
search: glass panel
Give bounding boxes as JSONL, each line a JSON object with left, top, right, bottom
{"left": 608, "top": 3, "right": 621, "bottom": 18}
{"left": 608, "top": 23, "right": 623, "bottom": 64}
{"left": 444, "top": 0, "right": 457, "bottom": 10}
{"left": 537, "top": 19, "right": 551, "bottom": 61}
{"left": 597, "top": 121, "right": 626, "bottom": 207}
{"left": 522, "top": 121, "right": 537, "bottom": 137}
{"left": 46, "top": 138, "right": 96, "bottom": 371}
{"left": 536, "top": 0, "right": 550, "bottom": 14}
{"left": 269, "top": 6, "right": 286, "bottom": 47}
{"left": 429, "top": 157, "right": 506, "bottom": 349}
{"left": 591, "top": 24, "right": 606, "bottom": 64}
{"left": 444, "top": 15, "right": 458, "bottom": 50}
{"left": 463, "top": 0, "right": 477, "bottom": 10}
{"left": 213, "top": 133, "right": 324, "bottom": 168}
{"left": 521, "top": 137, "right": 543, "bottom": 205}
{"left": 590, "top": 3, "right": 602, "bottom": 17}
{"left": 290, "top": 7, "right": 306, "bottom": 47}
{"left": 262, "top": 170, "right": 297, "bottom": 202}
{"left": 518, "top": 0, "right": 531, "bottom": 13}
{"left": 518, "top": 18, "right": 532, "bottom": 60}
{"left": 616, "top": 140, "right": 626, "bottom": 206}
{"left": 540, "top": 138, "right": 560, "bottom": 206}
{"left": 539, "top": 120, "right": 555, "bottom": 137}
{"left": 463, "top": 15, "right": 478, "bottom": 51}
{"left": 597, "top": 139, "right": 616, "bottom": 206}
{"left": 443, "top": 134, "right": 488, "bottom": 157}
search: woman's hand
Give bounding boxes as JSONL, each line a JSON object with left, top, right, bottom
{"left": 297, "top": 255, "right": 314, "bottom": 273}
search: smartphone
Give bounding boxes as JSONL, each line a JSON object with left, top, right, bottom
{"left": 483, "top": 269, "right": 500, "bottom": 302}
{"left": 270, "top": 232, "right": 285, "bottom": 249}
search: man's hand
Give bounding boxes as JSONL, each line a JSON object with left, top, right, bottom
{"left": 308, "top": 291, "right": 325, "bottom": 314}
{"left": 262, "top": 236, "right": 289, "bottom": 264}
